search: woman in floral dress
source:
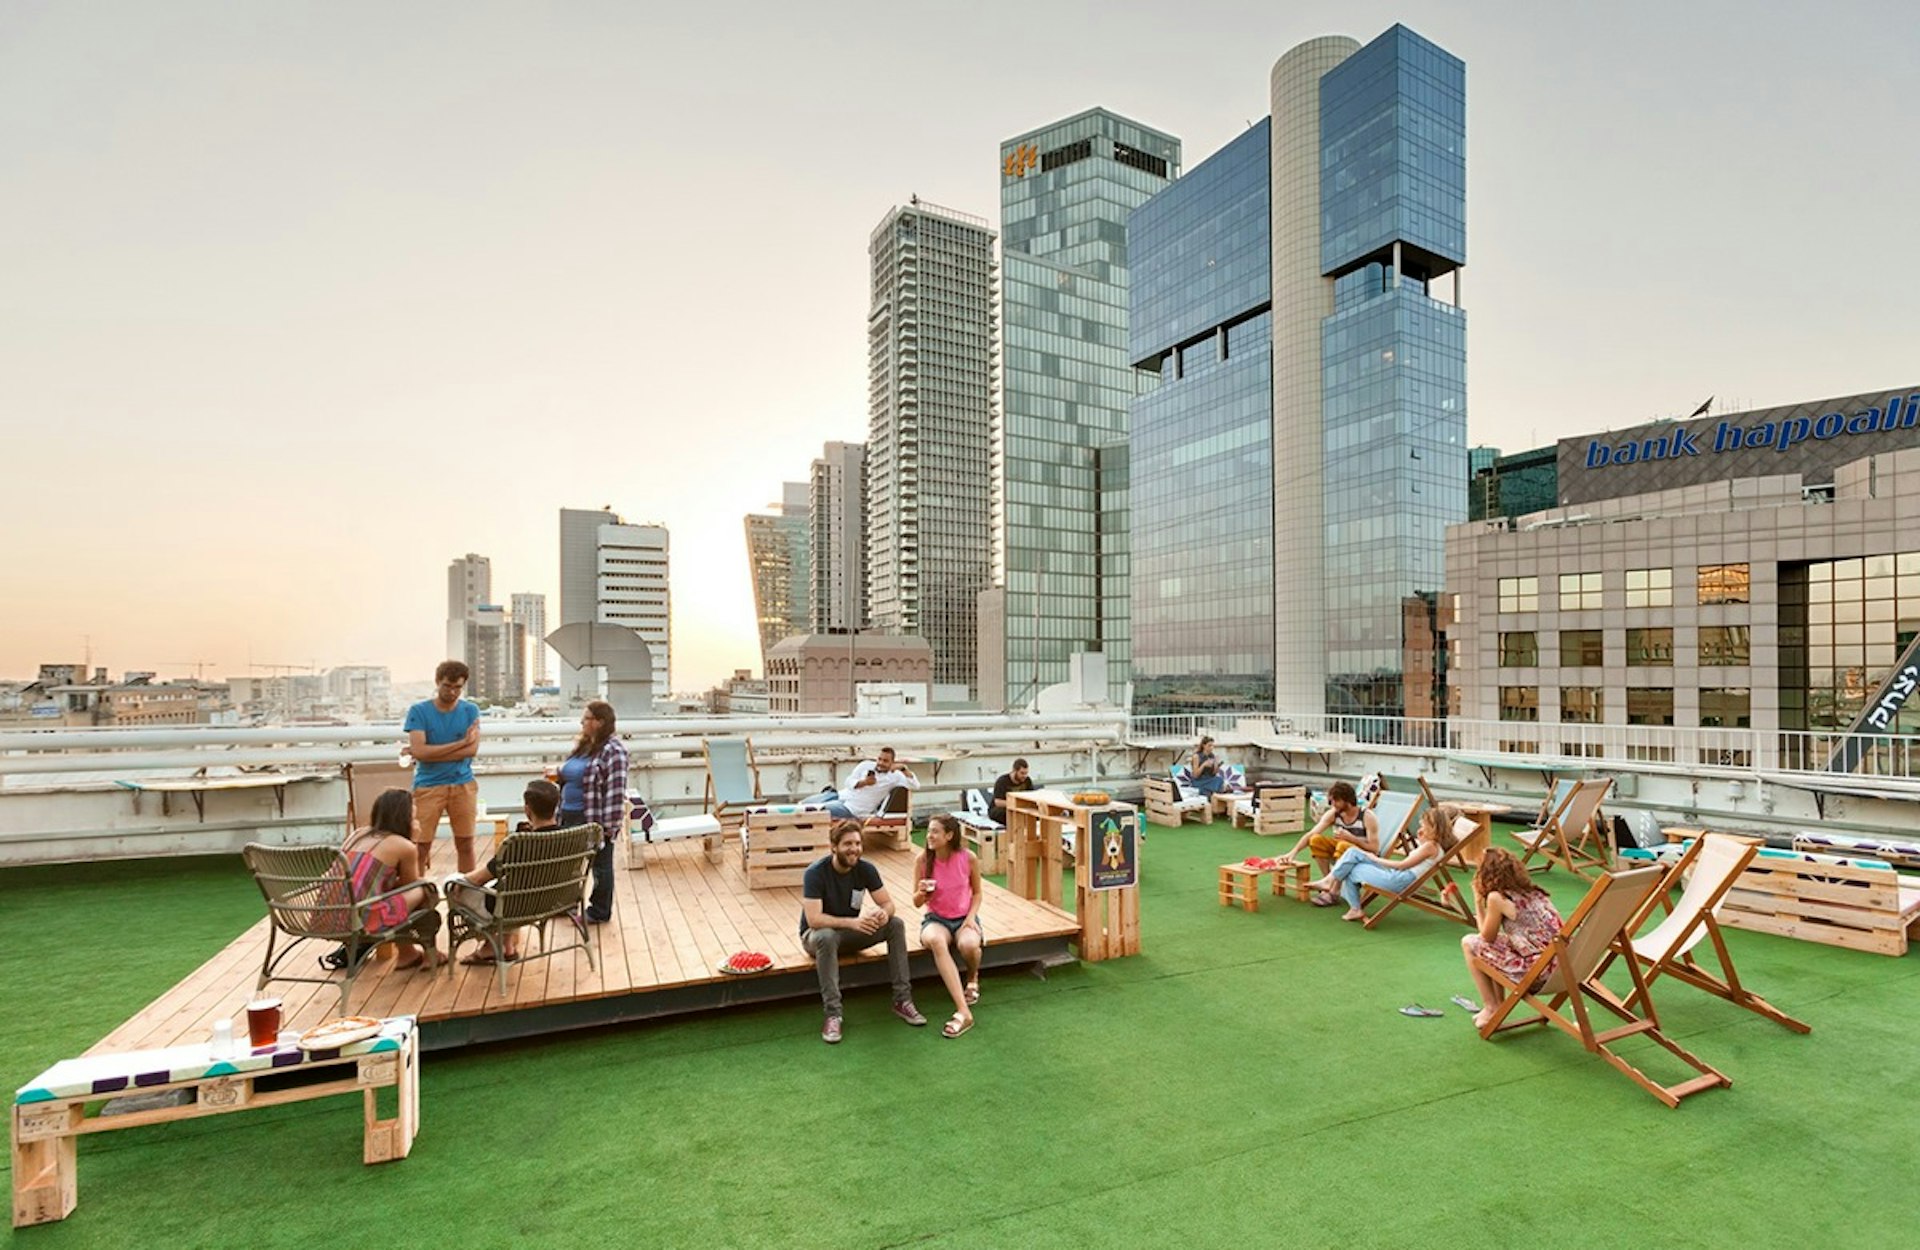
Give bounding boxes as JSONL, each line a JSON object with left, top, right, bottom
{"left": 1461, "top": 847, "right": 1564, "bottom": 1030}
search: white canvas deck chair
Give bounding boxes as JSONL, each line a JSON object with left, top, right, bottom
{"left": 1513, "top": 777, "right": 1614, "bottom": 877}
{"left": 1361, "top": 814, "right": 1478, "bottom": 930}
{"left": 702, "top": 736, "right": 764, "bottom": 828}
{"left": 1598, "top": 833, "right": 1810, "bottom": 1033}
{"left": 1474, "top": 865, "right": 1732, "bottom": 1109}
{"left": 1369, "top": 789, "right": 1426, "bottom": 856}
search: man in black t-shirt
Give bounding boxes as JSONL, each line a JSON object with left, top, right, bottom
{"left": 799, "top": 820, "right": 925, "bottom": 1044}
{"left": 989, "top": 758, "right": 1039, "bottom": 825}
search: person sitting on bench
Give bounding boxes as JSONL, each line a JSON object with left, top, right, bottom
{"left": 990, "top": 757, "right": 1039, "bottom": 824}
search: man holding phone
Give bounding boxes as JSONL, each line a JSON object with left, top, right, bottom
{"left": 800, "top": 745, "right": 919, "bottom": 821}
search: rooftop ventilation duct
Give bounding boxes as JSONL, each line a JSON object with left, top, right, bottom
{"left": 545, "top": 624, "right": 654, "bottom": 718}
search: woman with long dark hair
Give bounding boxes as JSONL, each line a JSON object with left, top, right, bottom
{"left": 557, "top": 700, "right": 629, "bottom": 924}
{"left": 335, "top": 787, "right": 438, "bottom": 969}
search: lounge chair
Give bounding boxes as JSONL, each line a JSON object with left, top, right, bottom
{"left": 703, "top": 736, "right": 766, "bottom": 828}
{"left": 1360, "top": 814, "right": 1478, "bottom": 929}
{"left": 1513, "top": 777, "right": 1614, "bottom": 877}
{"left": 1600, "top": 833, "right": 1810, "bottom": 1033}
{"left": 1369, "top": 789, "right": 1425, "bottom": 855}
{"left": 446, "top": 823, "right": 600, "bottom": 997}
{"left": 862, "top": 782, "right": 913, "bottom": 851}
{"left": 1143, "top": 775, "right": 1209, "bottom": 826}
{"left": 242, "top": 843, "right": 444, "bottom": 1015}
{"left": 952, "top": 789, "right": 1005, "bottom": 873}
{"left": 1473, "top": 864, "right": 1732, "bottom": 1108}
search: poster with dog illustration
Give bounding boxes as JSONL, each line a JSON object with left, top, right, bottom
{"left": 1088, "top": 811, "right": 1137, "bottom": 891}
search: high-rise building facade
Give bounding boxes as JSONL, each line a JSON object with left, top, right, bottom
{"left": 559, "top": 507, "right": 671, "bottom": 701}
{"left": 1129, "top": 24, "right": 1466, "bottom": 717}
{"left": 866, "top": 199, "right": 998, "bottom": 699}
{"left": 445, "top": 553, "right": 491, "bottom": 663}
{"left": 809, "top": 441, "right": 867, "bottom": 634}
{"left": 465, "top": 604, "right": 524, "bottom": 703}
{"left": 745, "top": 482, "right": 811, "bottom": 665}
{"left": 510, "top": 592, "right": 549, "bottom": 687}
{"left": 992, "top": 108, "right": 1179, "bottom": 710}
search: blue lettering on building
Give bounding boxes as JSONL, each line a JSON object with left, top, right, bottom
{"left": 1585, "top": 393, "right": 1919, "bottom": 470}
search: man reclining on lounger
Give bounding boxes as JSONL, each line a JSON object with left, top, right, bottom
{"left": 444, "top": 779, "right": 562, "bottom": 963}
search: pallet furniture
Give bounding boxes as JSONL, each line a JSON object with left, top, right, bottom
{"left": 862, "top": 783, "right": 913, "bottom": 852}
{"left": 13, "top": 1017, "right": 419, "bottom": 1228}
{"left": 1142, "top": 775, "right": 1209, "bottom": 826}
{"left": 1006, "top": 790, "right": 1141, "bottom": 960}
{"left": 1662, "top": 827, "right": 1920, "bottom": 956}
{"left": 1229, "top": 784, "right": 1308, "bottom": 834}
{"left": 1217, "top": 859, "right": 1310, "bottom": 911}
{"left": 741, "top": 805, "right": 833, "bottom": 889}
{"left": 629, "top": 812, "right": 725, "bottom": 869}
{"left": 952, "top": 789, "right": 1005, "bottom": 874}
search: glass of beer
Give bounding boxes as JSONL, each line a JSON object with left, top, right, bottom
{"left": 246, "top": 998, "right": 283, "bottom": 1050}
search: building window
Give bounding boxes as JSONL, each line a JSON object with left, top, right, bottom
{"left": 1498, "top": 632, "right": 1538, "bottom": 666}
{"left": 1558, "top": 571, "right": 1602, "bottom": 610}
{"left": 1112, "top": 143, "right": 1169, "bottom": 178}
{"left": 1698, "top": 563, "right": 1751, "bottom": 604}
{"left": 1699, "top": 625, "right": 1751, "bottom": 666}
{"left": 1560, "top": 686, "right": 1603, "bottom": 724}
{"left": 1627, "top": 687, "right": 1675, "bottom": 726}
{"left": 1699, "top": 687, "right": 1752, "bottom": 729}
{"left": 1559, "top": 629, "right": 1604, "bottom": 667}
{"left": 1626, "top": 627, "right": 1674, "bottom": 666}
{"left": 1498, "top": 576, "right": 1538, "bottom": 613}
{"left": 1626, "top": 568, "right": 1672, "bottom": 608}
{"left": 1498, "top": 686, "right": 1539, "bottom": 722}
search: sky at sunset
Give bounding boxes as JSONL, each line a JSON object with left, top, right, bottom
{"left": 4, "top": 1, "right": 1915, "bottom": 692}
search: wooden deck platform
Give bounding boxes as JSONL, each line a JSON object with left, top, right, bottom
{"left": 90, "top": 838, "right": 1080, "bottom": 1056}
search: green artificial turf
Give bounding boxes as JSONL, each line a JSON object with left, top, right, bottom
{"left": 5, "top": 826, "right": 1920, "bottom": 1248}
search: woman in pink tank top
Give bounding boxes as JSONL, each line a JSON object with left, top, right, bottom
{"left": 913, "top": 814, "right": 983, "bottom": 1038}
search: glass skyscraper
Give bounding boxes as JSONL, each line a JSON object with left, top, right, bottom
{"left": 993, "top": 109, "right": 1179, "bottom": 709}
{"left": 866, "top": 200, "right": 998, "bottom": 698}
{"left": 1129, "top": 24, "right": 1466, "bottom": 717}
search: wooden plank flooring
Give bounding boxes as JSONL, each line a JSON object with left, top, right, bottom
{"left": 90, "top": 838, "right": 1080, "bottom": 1056}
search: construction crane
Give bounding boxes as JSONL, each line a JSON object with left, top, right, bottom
{"left": 160, "top": 660, "right": 219, "bottom": 682}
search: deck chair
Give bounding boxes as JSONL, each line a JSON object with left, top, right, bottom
{"left": 1361, "top": 814, "right": 1479, "bottom": 929}
{"left": 1369, "top": 789, "right": 1425, "bottom": 855}
{"left": 1513, "top": 777, "right": 1614, "bottom": 877}
{"left": 243, "top": 843, "right": 444, "bottom": 1015}
{"left": 446, "top": 823, "right": 599, "bottom": 997}
{"left": 344, "top": 760, "right": 413, "bottom": 832}
{"left": 703, "top": 736, "right": 764, "bottom": 828}
{"left": 862, "top": 783, "right": 913, "bottom": 851}
{"left": 1597, "top": 833, "right": 1810, "bottom": 1033}
{"left": 1474, "top": 865, "right": 1731, "bottom": 1109}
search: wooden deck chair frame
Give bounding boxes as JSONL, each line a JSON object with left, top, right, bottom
{"left": 1474, "top": 865, "right": 1732, "bottom": 1109}
{"left": 702, "top": 736, "right": 763, "bottom": 828}
{"left": 861, "top": 783, "right": 913, "bottom": 851}
{"left": 1515, "top": 777, "right": 1614, "bottom": 877}
{"left": 1361, "top": 814, "right": 1478, "bottom": 929}
{"left": 1368, "top": 789, "right": 1426, "bottom": 856}
{"left": 1595, "top": 833, "right": 1810, "bottom": 1033}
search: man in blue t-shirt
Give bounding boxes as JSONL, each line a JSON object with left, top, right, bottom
{"left": 798, "top": 820, "right": 924, "bottom": 1044}
{"left": 404, "top": 659, "right": 482, "bottom": 873}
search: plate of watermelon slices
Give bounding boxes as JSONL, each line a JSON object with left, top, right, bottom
{"left": 718, "top": 951, "right": 775, "bottom": 976}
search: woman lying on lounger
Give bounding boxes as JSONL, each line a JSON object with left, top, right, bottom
{"left": 1306, "top": 802, "right": 1459, "bottom": 922}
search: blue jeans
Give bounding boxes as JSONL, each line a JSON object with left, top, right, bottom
{"left": 1329, "top": 846, "right": 1416, "bottom": 910}
{"left": 561, "top": 807, "right": 616, "bottom": 921}
{"left": 800, "top": 792, "right": 855, "bottom": 820}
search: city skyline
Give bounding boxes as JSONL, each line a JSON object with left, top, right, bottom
{"left": 4, "top": 2, "right": 1916, "bottom": 693}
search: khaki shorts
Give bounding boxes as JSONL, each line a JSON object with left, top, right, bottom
{"left": 414, "top": 782, "right": 479, "bottom": 842}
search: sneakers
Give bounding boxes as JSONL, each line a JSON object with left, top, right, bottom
{"left": 891, "top": 1000, "right": 927, "bottom": 1027}
{"left": 821, "top": 1016, "right": 843, "bottom": 1044}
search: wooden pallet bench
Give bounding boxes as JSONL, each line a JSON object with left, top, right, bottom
{"left": 1663, "top": 827, "right": 1920, "bottom": 956}
{"left": 13, "top": 1017, "right": 418, "bottom": 1228}
{"left": 1227, "top": 784, "right": 1308, "bottom": 835}
{"left": 742, "top": 807, "right": 833, "bottom": 889}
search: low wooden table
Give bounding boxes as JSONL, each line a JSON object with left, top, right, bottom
{"left": 1217, "top": 861, "right": 1311, "bottom": 912}
{"left": 12, "top": 1017, "right": 418, "bottom": 1228}
{"left": 1449, "top": 801, "right": 1513, "bottom": 867}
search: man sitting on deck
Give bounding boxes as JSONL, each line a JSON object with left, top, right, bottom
{"left": 799, "top": 819, "right": 926, "bottom": 1044}
{"left": 800, "top": 746, "right": 920, "bottom": 822}
{"left": 990, "top": 757, "right": 1039, "bottom": 825}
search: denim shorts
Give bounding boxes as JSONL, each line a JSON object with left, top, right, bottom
{"left": 921, "top": 913, "right": 982, "bottom": 941}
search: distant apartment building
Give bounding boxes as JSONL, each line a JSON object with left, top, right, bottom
{"left": 510, "top": 592, "right": 549, "bottom": 686}
{"left": 446, "top": 553, "right": 491, "bottom": 663}
{"left": 324, "top": 665, "right": 394, "bottom": 718}
{"left": 764, "top": 633, "right": 935, "bottom": 715}
{"left": 990, "top": 108, "right": 1180, "bottom": 710}
{"left": 559, "top": 507, "right": 671, "bottom": 701}
{"left": 745, "top": 482, "right": 811, "bottom": 665}
{"left": 866, "top": 198, "right": 998, "bottom": 700}
{"left": 810, "top": 441, "right": 867, "bottom": 633}
{"left": 463, "top": 604, "right": 524, "bottom": 703}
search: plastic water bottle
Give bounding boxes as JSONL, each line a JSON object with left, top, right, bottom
{"left": 210, "top": 1018, "right": 233, "bottom": 1059}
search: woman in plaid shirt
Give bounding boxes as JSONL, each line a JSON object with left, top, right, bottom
{"left": 557, "top": 700, "right": 630, "bottom": 924}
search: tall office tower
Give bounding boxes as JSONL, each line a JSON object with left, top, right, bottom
{"left": 1130, "top": 24, "right": 1465, "bottom": 717}
{"left": 744, "top": 482, "right": 811, "bottom": 665}
{"left": 559, "top": 508, "right": 672, "bottom": 702}
{"left": 865, "top": 199, "right": 998, "bottom": 700}
{"left": 510, "top": 592, "right": 549, "bottom": 686}
{"left": 809, "top": 441, "right": 867, "bottom": 633}
{"left": 992, "top": 109, "right": 1180, "bottom": 710}
{"left": 445, "top": 553, "right": 491, "bottom": 663}
{"left": 465, "top": 604, "right": 524, "bottom": 703}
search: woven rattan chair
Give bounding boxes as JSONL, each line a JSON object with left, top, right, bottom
{"left": 242, "top": 842, "right": 443, "bottom": 1015}
{"left": 446, "top": 823, "right": 600, "bottom": 996}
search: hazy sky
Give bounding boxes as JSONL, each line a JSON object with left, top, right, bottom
{"left": 4, "top": 1, "right": 1915, "bottom": 692}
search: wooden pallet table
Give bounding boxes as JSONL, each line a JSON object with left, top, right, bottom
{"left": 741, "top": 807, "right": 833, "bottom": 889}
{"left": 1007, "top": 791, "right": 1142, "bottom": 961}
{"left": 13, "top": 1017, "right": 418, "bottom": 1228}
{"left": 1217, "top": 860, "right": 1310, "bottom": 911}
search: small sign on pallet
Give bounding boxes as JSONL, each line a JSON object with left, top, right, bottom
{"left": 1087, "top": 810, "right": 1138, "bottom": 892}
